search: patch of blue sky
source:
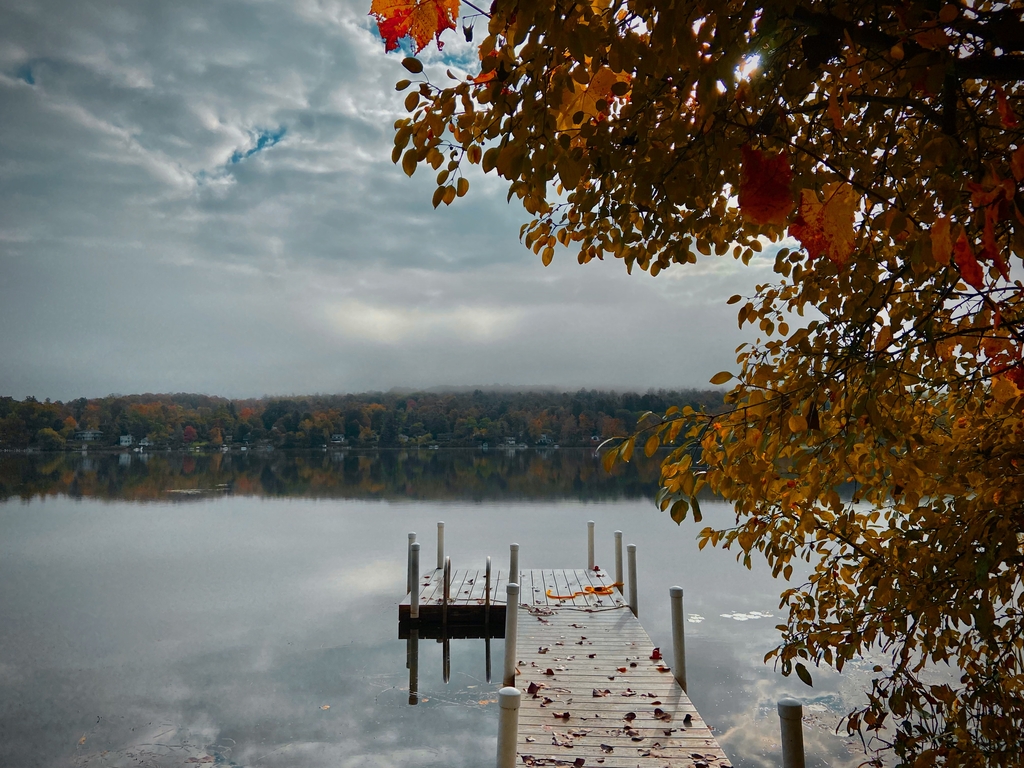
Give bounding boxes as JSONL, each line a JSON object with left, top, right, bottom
{"left": 229, "top": 126, "right": 286, "bottom": 165}
{"left": 195, "top": 126, "right": 286, "bottom": 185}
{"left": 16, "top": 63, "right": 34, "bottom": 85}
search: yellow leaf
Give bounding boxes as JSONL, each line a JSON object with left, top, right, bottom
{"left": 710, "top": 371, "right": 733, "bottom": 385}
{"left": 554, "top": 67, "right": 630, "bottom": 134}
{"left": 788, "top": 415, "right": 808, "bottom": 433}
{"left": 644, "top": 434, "right": 659, "bottom": 457}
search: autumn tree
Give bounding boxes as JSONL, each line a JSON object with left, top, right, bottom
{"left": 370, "top": 0, "right": 1024, "bottom": 764}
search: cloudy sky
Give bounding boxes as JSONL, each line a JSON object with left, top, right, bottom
{"left": 0, "top": 0, "right": 774, "bottom": 400}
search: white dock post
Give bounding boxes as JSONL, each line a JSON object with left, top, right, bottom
{"left": 669, "top": 586, "right": 687, "bottom": 692}
{"left": 443, "top": 555, "right": 451, "bottom": 627}
{"left": 502, "top": 583, "right": 520, "bottom": 686}
{"left": 627, "top": 544, "right": 638, "bottom": 617}
{"left": 437, "top": 521, "right": 445, "bottom": 570}
{"left": 495, "top": 686, "right": 521, "bottom": 768}
{"left": 587, "top": 521, "right": 595, "bottom": 569}
{"left": 509, "top": 543, "right": 519, "bottom": 583}
{"left": 410, "top": 543, "right": 420, "bottom": 619}
{"left": 778, "top": 698, "right": 806, "bottom": 768}
{"left": 614, "top": 531, "right": 623, "bottom": 592}
{"left": 407, "top": 532, "right": 417, "bottom": 594}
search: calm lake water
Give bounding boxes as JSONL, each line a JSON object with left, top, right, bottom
{"left": 1, "top": 450, "right": 876, "bottom": 767}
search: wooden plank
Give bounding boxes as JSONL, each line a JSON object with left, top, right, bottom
{"left": 513, "top": 601, "right": 731, "bottom": 767}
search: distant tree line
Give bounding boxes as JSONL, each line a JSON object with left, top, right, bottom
{"left": 0, "top": 389, "right": 724, "bottom": 451}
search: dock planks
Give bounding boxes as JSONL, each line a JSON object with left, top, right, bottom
{"left": 514, "top": 604, "right": 732, "bottom": 767}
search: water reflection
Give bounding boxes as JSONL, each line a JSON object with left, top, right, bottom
{"left": 0, "top": 449, "right": 663, "bottom": 503}
{"left": 0, "top": 482, "right": 879, "bottom": 767}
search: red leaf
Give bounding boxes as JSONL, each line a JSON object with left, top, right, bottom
{"left": 788, "top": 183, "right": 857, "bottom": 266}
{"left": 954, "top": 231, "right": 984, "bottom": 289}
{"left": 650, "top": 647, "right": 662, "bottom": 660}
{"left": 738, "top": 146, "right": 794, "bottom": 225}
{"left": 370, "top": 0, "right": 458, "bottom": 53}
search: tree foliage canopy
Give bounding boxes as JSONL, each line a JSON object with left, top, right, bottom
{"left": 372, "top": 0, "right": 1024, "bottom": 763}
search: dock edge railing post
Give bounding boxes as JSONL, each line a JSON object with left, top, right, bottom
{"left": 778, "top": 698, "right": 806, "bottom": 768}
{"left": 485, "top": 555, "right": 492, "bottom": 617}
{"left": 627, "top": 544, "right": 638, "bottom": 617}
{"left": 443, "top": 556, "right": 451, "bottom": 628}
{"left": 587, "top": 521, "right": 595, "bottom": 569}
{"left": 502, "top": 583, "right": 520, "bottom": 686}
{"left": 622, "top": 548, "right": 638, "bottom": 618}
{"left": 407, "top": 532, "right": 417, "bottom": 594}
{"left": 509, "top": 543, "right": 519, "bottom": 584}
{"left": 669, "top": 586, "right": 687, "bottom": 692}
{"left": 614, "top": 531, "right": 623, "bottom": 593}
{"left": 410, "top": 543, "right": 421, "bottom": 619}
{"left": 437, "top": 521, "right": 445, "bottom": 570}
{"left": 495, "top": 686, "right": 521, "bottom": 768}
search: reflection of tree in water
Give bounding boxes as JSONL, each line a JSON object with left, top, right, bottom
{"left": 0, "top": 449, "right": 665, "bottom": 502}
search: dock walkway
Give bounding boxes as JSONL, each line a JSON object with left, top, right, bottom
{"left": 400, "top": 564, "right": 731, "bottom": 767}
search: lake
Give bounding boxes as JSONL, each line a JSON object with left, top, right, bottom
{"left": 0, "top": 450, "right": 875, "bottom": 767}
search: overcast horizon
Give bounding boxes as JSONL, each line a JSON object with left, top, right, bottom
{"left": 0, "top": 0, "right": 774, "bottom": 402}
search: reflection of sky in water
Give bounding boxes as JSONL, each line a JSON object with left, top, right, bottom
{"left": 1, "top": 496, "right": 883, "bottom": 767}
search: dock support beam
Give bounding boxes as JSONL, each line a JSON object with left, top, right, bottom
{"left": 407, "top": 532, "right": 417, "bottom": 594}
{"left": 614, "top": 531, "right": 623, "bottom": 593}
{"left": 778, "top": 698, "right": 806, "bottom": 768}
{"left": 509, "top": 543, "right": 519, "bottom": 583}
{"left": 407, "top": 629, "right": 419, "bottom": 705}
{"left": 502, "top": 583, "right": 520, "bottom": 686}
{"left": 437, "top": 522, "right": 445, "bottom": 570}
{"left": 496, "top": 686, "right": 521, "bottom": 768}
{"left": 627, "top": 544, "right": 638, "bottom": 617}
{"left": 587, "top": 521, "right": 595, "bottom": 569}
{"left": 669, "top": 586, "right": 687, "bottom": 692}
{"left": 410, "top": 543, "right": 420, "bottom": 619}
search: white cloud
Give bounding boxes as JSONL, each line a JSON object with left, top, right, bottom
{"left": 0, "top": 0, "right": 766, "bottom": 400}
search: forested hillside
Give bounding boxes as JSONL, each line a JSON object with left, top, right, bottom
{"left": 0, "top": 389, "right": 723, "bottom": 450}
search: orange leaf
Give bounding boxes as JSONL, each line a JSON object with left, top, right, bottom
{"left": 788, "top": 183, "right": 857, "bottom": 266}
{"left": 1012, "top": 147, "right": 1024, "bottom": 183}
{"left": 370, "top": 0, "right": 459, "bottom": 53}
{"left": 930, "top": 216, "right": 952, "bottom": 265}
{"left": 954, "top": 230, "right": 984, "bottom": 289}
{"left": 472, "top": 70, "right": 496, "bottom": 84}
{"left": 738, "top": 146, "right": 794, "bottom": 225}
{"left": 981, "top": 206, "right": 1010, "bottom": 281}
{"left": 996, "top": 86, "right": 1020, "bottom": 129}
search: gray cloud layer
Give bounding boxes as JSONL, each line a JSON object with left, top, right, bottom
{"left": 0, "top": 0, "right": 770, "bottom": 400}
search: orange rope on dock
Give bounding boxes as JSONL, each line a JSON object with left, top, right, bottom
{"left": 546, "top": 583, "right": 624, "bottom": 600}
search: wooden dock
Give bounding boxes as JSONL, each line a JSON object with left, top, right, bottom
{"left": 400, "top": 564, "right": 732, "bottom": 767}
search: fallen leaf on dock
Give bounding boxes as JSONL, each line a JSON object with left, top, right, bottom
{"left": 650, "top": 648, "right": 662, "bottom": 660}
{"left": 552, "top": 712, "right": 570, "bottom": 720}
{"left": 319, "top": 705, "right": 330, "bottom": 710}
{"left": 592, "top": 688, "right": 610, "bottom": 697}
